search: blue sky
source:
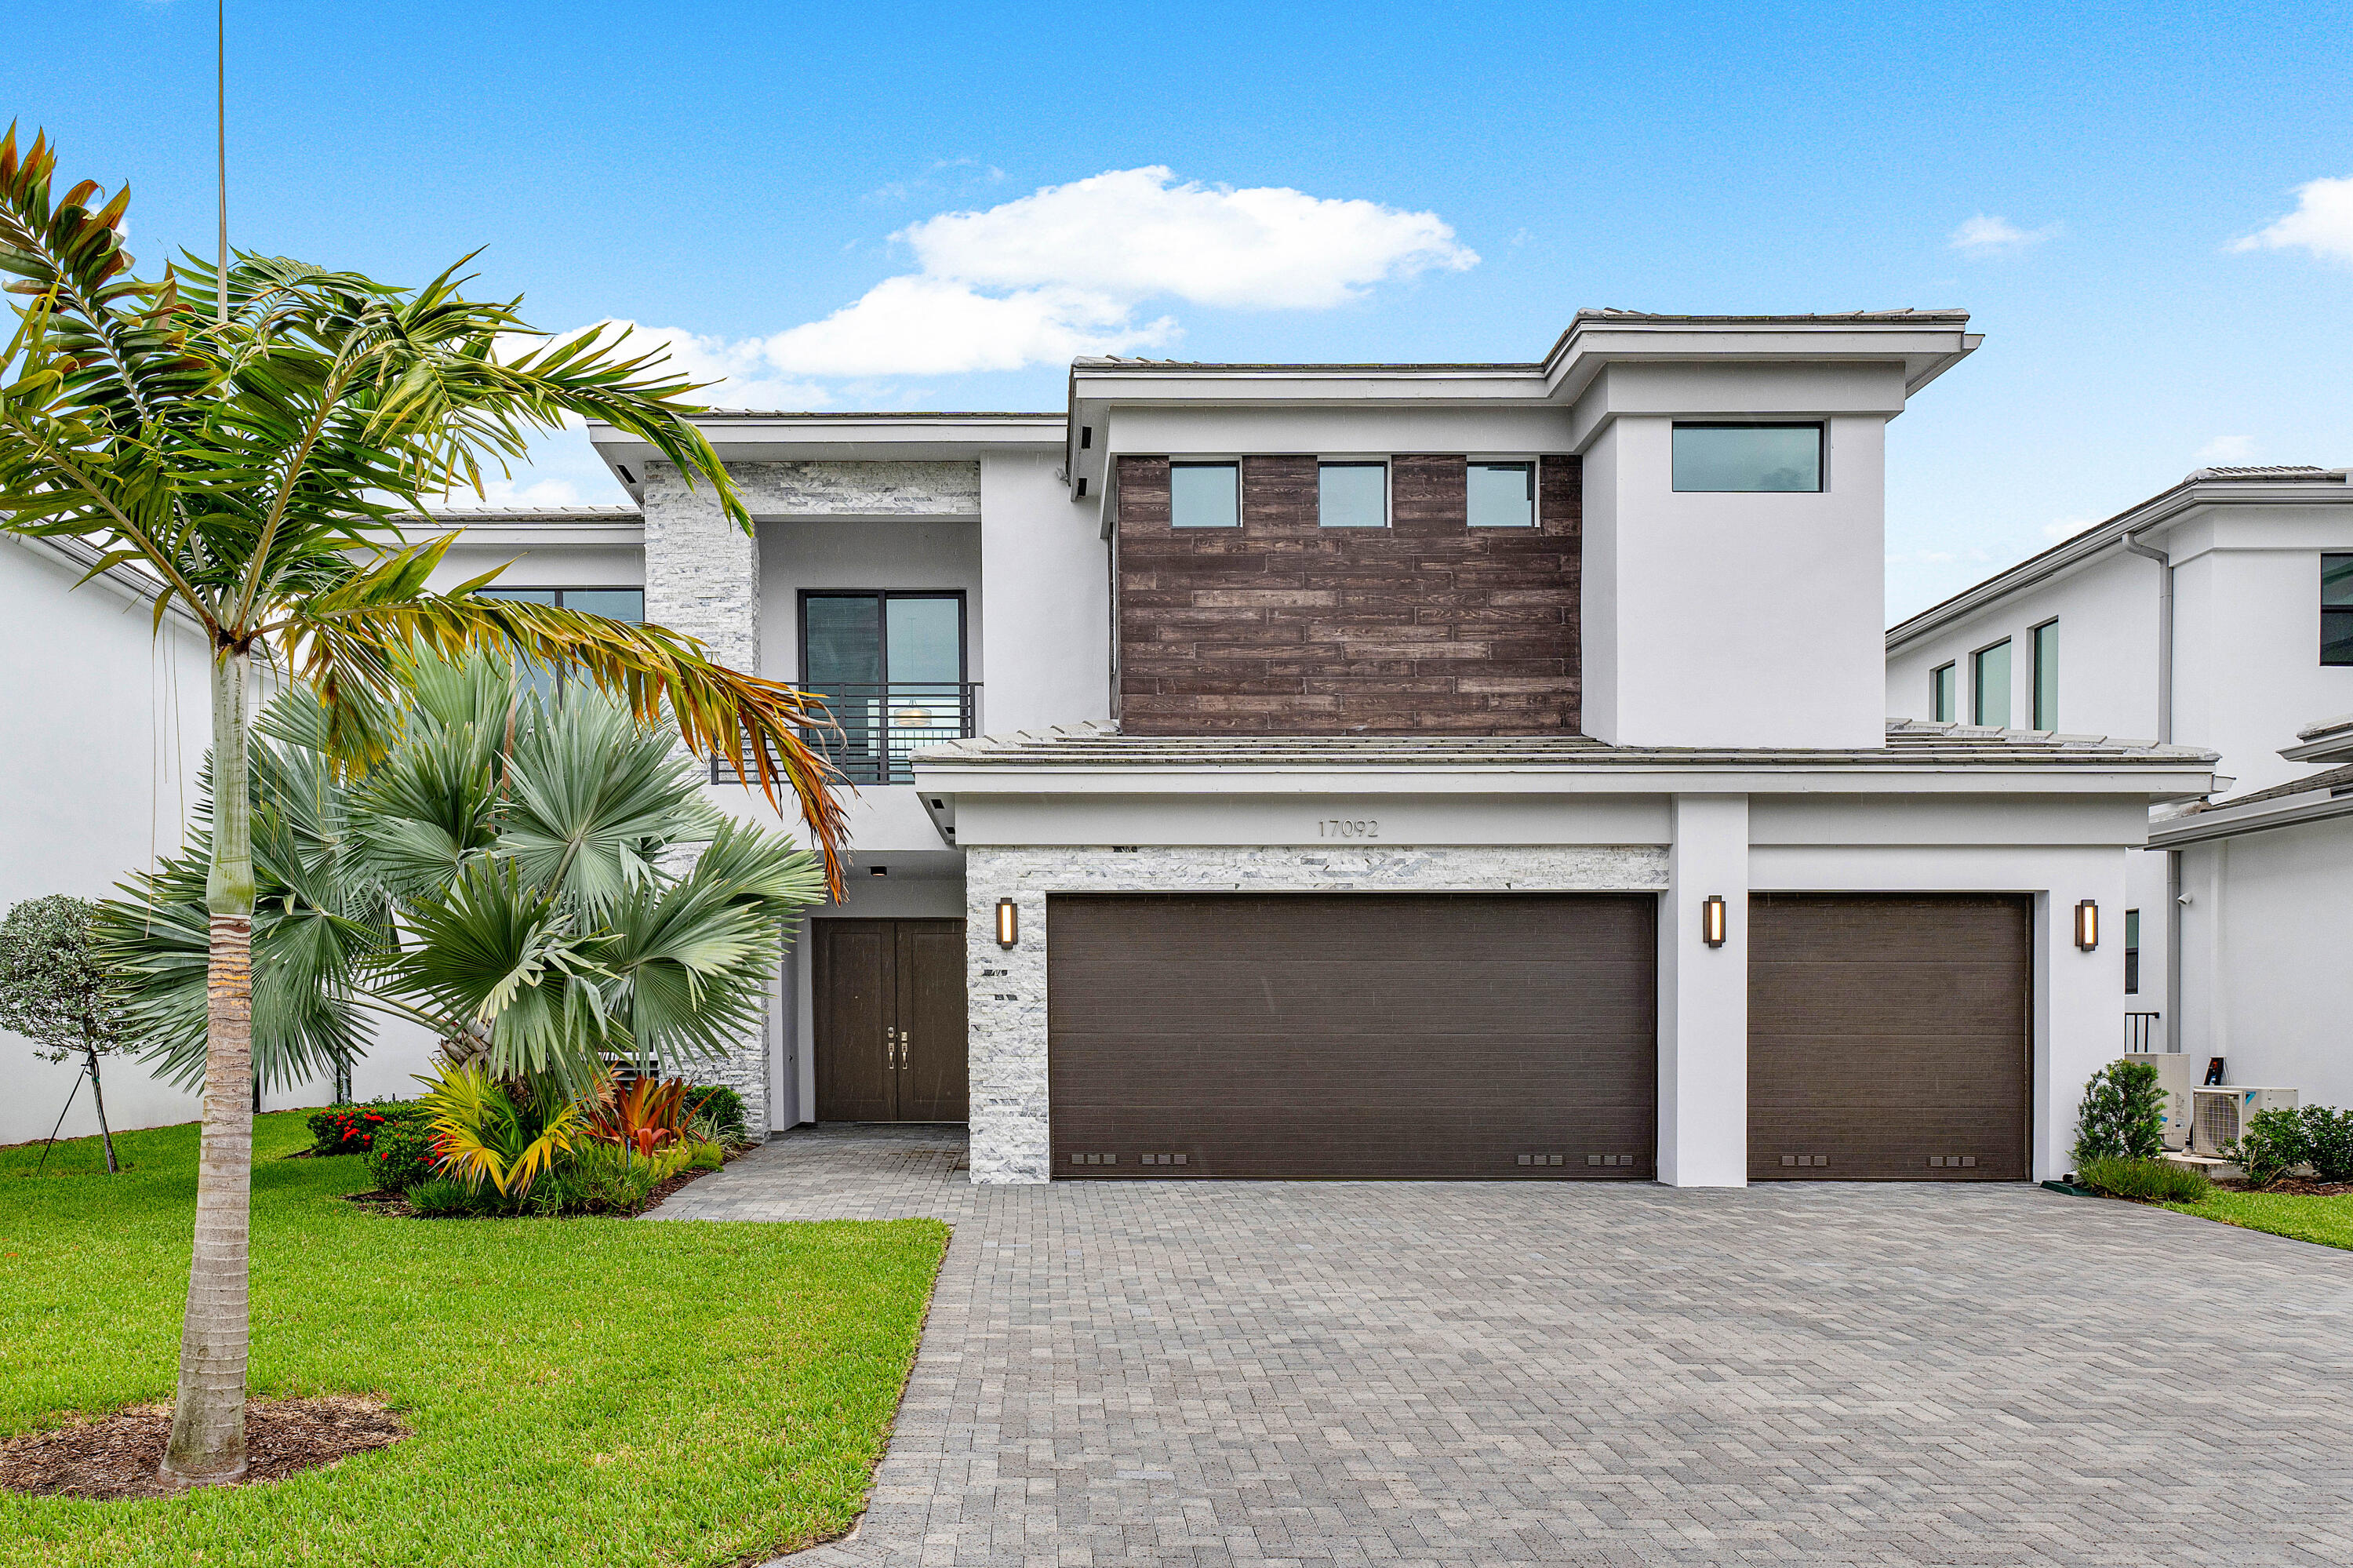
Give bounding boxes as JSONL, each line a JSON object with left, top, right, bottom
{"left": 11, "top": 0, "right": 2351, "bottom": 617}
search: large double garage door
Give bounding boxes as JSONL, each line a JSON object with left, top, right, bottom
{"left": 1046, "top": 891, "right": 2030, "bottom": 1181}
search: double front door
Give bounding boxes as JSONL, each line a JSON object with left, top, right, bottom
{"left": 814, "top": 919, "right": 969, "bottom": 1122}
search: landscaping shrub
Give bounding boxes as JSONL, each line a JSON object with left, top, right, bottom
{"left": 2231, "top": 1107, "right": 2310, "bottom": 1189}
{"left": 2073, "top": 1060, "right": 2168, "bottom": 1165}
{"left": 686, "top": 1141, "right": 726, "bottom": 1171}
{"left": 2294, "top": 1104, "right": 2353, "bottom": 1183}
{"left": 406, "top": 1177, "right": 479, "bottom": 1217}
{"left": 307, "top": 1100, "right": 423, "bottom": 1156}
{"left": 686, "top": 1083, "right": 747, "bottom": 1144}
{"left": 531, "top": 1141, "right": 685, "bottom": 1215}
{"left": 368, "top": 1121, "right": 438, "bottom": 1193}
{"left": 2078, "top": 1155, "right": 2212, "bottom": 1203}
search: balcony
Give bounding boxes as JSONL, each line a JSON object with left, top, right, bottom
{"left": 713, "top": 682, "right": 980, "bottom": 788}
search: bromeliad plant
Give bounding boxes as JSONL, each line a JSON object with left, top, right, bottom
{"left": 418, "top": 1063, "right": 583, "bottom": 1199}
{"left": 0, "top": 129, "right": 846, "bottom": 1482}
{"left": 584, "top": 1074, "right": 696, "bottom": 1159}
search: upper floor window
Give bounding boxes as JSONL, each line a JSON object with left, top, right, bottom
{"left": 2031, "top": 620, "right": 2059, "bottom": 731}
{"left": 1972, "top": 639, "right": 2011, "bottom": 727}
{"left": 477, "top": 586, "right": 644, "bottom": 622}
{"left": 1671, "top": 423, "right": 1823, "bottom": 493}
{"left": 2324, "top": 554, "right": 2353, "bottom": 665}
{"left": 1467, "top": 460, "right": 1537, "bottom": 527}
{"left": 1930, "top": 662, "right": 1957, "bottom": 722}
{"left": 1170, "top": 461, "right": 1240, "bottom": 529}
{"left": 1318, "top": 461, "right": 1388, "bottom": 528}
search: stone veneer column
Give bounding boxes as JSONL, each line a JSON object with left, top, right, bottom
{"left": 642, "top": 460, "right": 769, "bottom": 1133}
{"left": 962, "top": 843, "right": 1670, "bottom": 1185}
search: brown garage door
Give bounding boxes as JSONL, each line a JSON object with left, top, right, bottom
{"left": 1749, "top": 893, "right": 2031, "bottom": 1181}
{"left": 1046, "top": 893, "right": 1656, "bottom": 1179}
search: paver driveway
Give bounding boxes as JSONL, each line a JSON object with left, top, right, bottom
{"left": 652, "top": 1126, "right": 2353, "bottom": 1567}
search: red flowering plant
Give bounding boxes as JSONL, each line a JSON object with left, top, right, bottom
{"left": 306, "top": 1099, "right": 425, "bottom": 1156}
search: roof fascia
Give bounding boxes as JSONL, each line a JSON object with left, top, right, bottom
{"left": 2148, "top": 788, "right": 2353, "bottom": 846}
{"left": 1540, "top": 317, "right": 1980, "bottom": 404}
{"left": 910, "top": 760, "right": 2215, "bottom": 800}
{"left": 1886, "top": 473, "right": 2353, "bottom": 652}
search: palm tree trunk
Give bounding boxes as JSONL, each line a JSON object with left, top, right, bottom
{"left": 163, "top": 648, "right": 256, "bottom": 1485}
{"left": 85, "top": 1046, "right": 117, "bottom": 1175}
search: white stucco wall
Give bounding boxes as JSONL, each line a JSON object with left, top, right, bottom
{"left": 2173, "top": 819, "right": 2353, "bottom": 1109}
{"left": 978, "top": 449, "right": 1111, "bottom": 735}
{"left": 1582, "top": 409, "right": 1890, "bottom": 750}
{"left": 0, "top": 539, "right": 310, "bottom": 1145}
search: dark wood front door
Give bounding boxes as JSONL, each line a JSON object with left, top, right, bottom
{"left": 814, "top": 919, "right": 969, "bottom": 1122}
{"left": 1046, "top": 893, "right": 1657, "bottom": 1178}
{"left": 1748, "top": 893, "right": 2031, "bottom": 1181}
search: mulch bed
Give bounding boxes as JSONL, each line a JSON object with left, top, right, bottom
{"left": 336, "top": 1152, "right": 731, "bottom": 1219}
{"left": 0, "top": 1397, "right": 409, "bottom": 1501}
{"left": 2211, "top": 1177, "right": 2353, "bottom": 1196}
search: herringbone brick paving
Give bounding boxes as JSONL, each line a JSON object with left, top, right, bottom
{"left": 648, "top": 1126, "right": 2353, "bottom": 1566}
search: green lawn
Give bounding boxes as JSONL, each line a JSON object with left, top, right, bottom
{"left": 2166, "top": 1189, "right": 2353, "bottom": 1251}
{"left": 0, "top": 1112, "right": 947, "bottom": 1567}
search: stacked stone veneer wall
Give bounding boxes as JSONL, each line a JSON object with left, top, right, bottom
{"left": 963, "top": 843, "right": 1670, "bottom": 1184}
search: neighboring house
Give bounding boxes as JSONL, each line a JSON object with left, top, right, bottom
{"left": 0, "top": 534, "right": 249, "bottom": 1145}
{"left": 526, "top": 308, "right": 2217, "bottom": 1188}
{"left": 1886, "top": 466, "right": 2353, "bottom": 1107}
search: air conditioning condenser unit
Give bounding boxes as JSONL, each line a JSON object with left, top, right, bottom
{"left": 2189, "top": 1086, "right": 2298, "bottom": 1157}
{"left": 2122, "top": 1053, "right": 2199, "bottom": 1150}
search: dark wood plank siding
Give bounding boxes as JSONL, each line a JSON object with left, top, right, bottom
{"left": 1115, "top": 453, "right": 1582, "bottom": 734}
{"left": 1048, "top": 893, "right": 1656, "bottom": 1179}
{"left": 1748, "top": 894, "right": 2032, "bottom": 1181}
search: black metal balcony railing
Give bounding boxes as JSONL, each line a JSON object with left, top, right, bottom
{"left": 711, "top": 682, "right": 980, "bottom": 788}
{"left": 2125, "top": 1011, "right": 2162, "bottom": 1052}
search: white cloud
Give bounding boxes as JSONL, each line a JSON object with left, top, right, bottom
{"left": 899, "top": 166, "right": 1477, "bottom": 311}
{"left": 1950, "top": 214, "right": 2060, "bottom": 254}
{"left": 515, "top": 168, "right": 1475, "bottom": 405}
{"left": 762, "top": 277, "right": 1176, "bottom": 377}
{"left": 2232, "top": 175, "right": 2353, "bottom": 263}
{"left": 2195, "top": 435, "right": 2256, "bottom": 464}
{"left": 767, "top": 166, "right": 1476, "bottom": 379}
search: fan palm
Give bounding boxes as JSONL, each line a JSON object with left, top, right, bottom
{"left": 0, "top": 129, "right": 846, "bottom": 1483}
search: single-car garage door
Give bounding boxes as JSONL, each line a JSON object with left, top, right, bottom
{"left": 1749, "top": 893, "right": 2031, "bottom": 1181}
{"left": 1046, "top": 893, "right": 1656, "bottom": 1179}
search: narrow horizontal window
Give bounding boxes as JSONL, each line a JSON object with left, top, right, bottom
{"left": 1972, "top": 639, "right": 2011, "bottom": 728}
{"left": 1930, "top": 662, "right": 1956, "bottom": 722}
{"left": 1671, "top": 423, "right": 1823, "bottom": 493}
{"left": 1318, "top": 461, "right": 1387, "bottom": 528}
{"left": 2323, "top": 554, "right": 2353, "bottom": 666}
{"left": 1169, "top": 461, "right": 1239, "bottom": 529}
{"left": 1467, "top": 460, "right": 1536, "bottom": 527}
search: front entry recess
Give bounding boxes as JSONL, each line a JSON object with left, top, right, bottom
{"left": 814, "top": 919, "right": 969, "bottom": 1122}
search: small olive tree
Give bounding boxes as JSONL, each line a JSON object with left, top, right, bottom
{"left": 0, "top": 894, "right": 125, "bottom": 1172}
{"left": 2072, "top": 1060, "right": 2168, "bottom": 1167}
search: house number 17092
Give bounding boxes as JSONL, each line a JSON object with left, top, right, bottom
{"left": 1318, "top": 818, "right": 1378, "bottom": 839}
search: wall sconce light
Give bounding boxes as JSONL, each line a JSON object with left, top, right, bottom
{"left": 1701, "top": 894, "right": 1728, "bottom": 948}
{"left": 2075, "top": 899, "right": 2099, "bottom": 950}
{"left": 995, "top": 897, "right": 1020, "bottom": 948}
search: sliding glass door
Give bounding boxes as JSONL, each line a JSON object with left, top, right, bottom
{"left": 800, "top": 593, "right": 969, "bottom": 783}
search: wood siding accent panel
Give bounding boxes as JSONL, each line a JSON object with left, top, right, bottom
{"left": 1747, "top": 893, "right": 2032, "bottom": 1181}
{"left": 1047, "top": 892, "right": 1657, "bottom": 1178}
{"left": 1118, "top": 453, "right": 1583, "bottom": 734}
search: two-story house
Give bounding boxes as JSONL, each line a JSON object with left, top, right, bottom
{"left": 1886, "top": 465, "right": 2353, "bottom": 1109}
{"left": 476, "top": 309, "right": 2215, "bottom": 1188}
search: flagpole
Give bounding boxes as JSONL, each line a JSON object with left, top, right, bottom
{"left": 216, "top": 0, "right": 227, "bottom": 326}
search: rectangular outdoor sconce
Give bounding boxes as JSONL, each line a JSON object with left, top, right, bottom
{"left": 2075, "top": 899, "right": 2099, "bottom": 950}
{"left": 1701, "top": 894, "right": 1728, "bottom": 948}
{"left": 995, "top": 898, "right": 1020, "bottom": 948}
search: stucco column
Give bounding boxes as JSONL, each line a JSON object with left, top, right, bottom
{"left": 2036, "top": 851, "right": 2133, "bottom": 1181}
{"left": 642, "top": 461, "right": 771, "bottom": 1133}
{"left": 1659, "top": 794, "right": 1750, "bottom": 1185}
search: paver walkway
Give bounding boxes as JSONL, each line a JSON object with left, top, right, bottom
{"left": 651, "top": 1125, "right": 2353, "bottom": 1566}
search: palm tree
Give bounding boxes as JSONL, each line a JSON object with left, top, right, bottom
{"left": 104, "top": 647, "right": 831, "bottom": 1111}
{"left": 0, "top": 129, "right": 846, "bottom": 1484}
